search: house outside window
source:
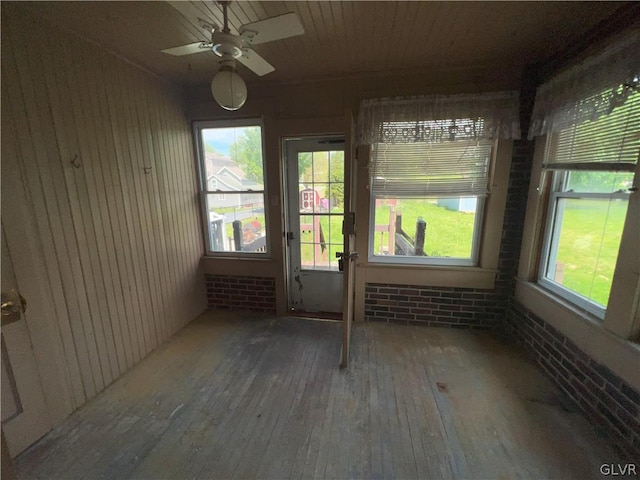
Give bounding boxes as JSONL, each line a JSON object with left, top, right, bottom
{"left": 194, "top": 119, "right": 268, "bottom": 254}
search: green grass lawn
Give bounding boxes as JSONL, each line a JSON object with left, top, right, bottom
{"left": 294, "top": 199, "right": 478, "bottom": 266}
{"left": 213, "top": 196, "right": 627, "bottom": 307}
{"left": 371, "top": 197, "right": 627, "bottom": 308}
{"left": 373, "top": 199, "right": 476, "bottom": 258}
{"left": 299, "top": 214, "right": 344, "bottom": 268}
{"left": 552, "top": 199, "right": 628, "bottom": 307}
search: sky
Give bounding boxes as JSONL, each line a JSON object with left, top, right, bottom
{"left": 201, "top": 127, "right": 242, "bottom": 156}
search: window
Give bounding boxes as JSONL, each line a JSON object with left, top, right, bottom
{"left": 538, "top": 89, "right": 638, "bottom": 317}
{"left": 194, "top": 120, "right": 268, "bottom": 254}
{"left": 358, "top": 91, "right": 521, "bottom": 268}
{"left": 369, "top": 126, "right": 493, "bottom": 265}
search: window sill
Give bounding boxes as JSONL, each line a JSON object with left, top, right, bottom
{"left": 201, "top": 253, "right": 272, "bottom": 260}
{"left": 356, "top": 262, "right": 497, "bottom": 289}
{"left": 200, "top": 255, "right": 279, "bottom": 277}
{"left": 368, "top": 255, "right": 475, "bottom": 267}
{"left": 537, "top": 277, "right": 605, "bottom": 320}
{"left": 514, "top": 279, "right": 640, "bottom": 390}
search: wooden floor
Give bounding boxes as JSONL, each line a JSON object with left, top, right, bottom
{"left": 15, "top": 311, "right": 620, "bottom": 479}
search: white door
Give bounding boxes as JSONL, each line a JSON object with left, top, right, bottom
{"left": 1, "top": 222, "right": 52, "bottom": 457}
{"left": 285, "top": 137, "right": 345, "bottom": 313}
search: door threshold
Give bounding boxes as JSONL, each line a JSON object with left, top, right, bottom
{"left": 289, "top": 310, "right": 342, "bottom": 322}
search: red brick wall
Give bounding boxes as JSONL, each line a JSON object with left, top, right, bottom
{"left": 205, "top": 275, "right": 276, "bottom": 313}
{"left": 365, "top": 284, "right": 502, "bottom": 328}
{"left": 505, "top": 299, "right": 640, "bottom": 461}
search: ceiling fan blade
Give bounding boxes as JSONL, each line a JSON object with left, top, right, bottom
{"left": 239, "top": 12, "right": 304, "bottom": 45}
{"left": 161, "top": 42, "right": 212, "bottom": 56}
{"left": 237, "top": 49, "right": 275, "bottom": 76}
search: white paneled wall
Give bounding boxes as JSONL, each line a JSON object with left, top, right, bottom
{"left": 1, "top": 4, "right": 206, "bottom": 421}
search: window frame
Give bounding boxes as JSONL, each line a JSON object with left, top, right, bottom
{"left": 366, "top": 138, "right": 497, "bottom": 267}
{"left": 367, "top": 195, "right": 486, "bottom": 266}
{"left": 538, "top": 167, "right": 631, "bottom": 319}
{"left": 193, "top": 118, "right": 270, "bottom": 257}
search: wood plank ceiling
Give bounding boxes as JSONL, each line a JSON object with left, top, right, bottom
{"left": 15, "top": 1, "right": 629, "bottom": 89}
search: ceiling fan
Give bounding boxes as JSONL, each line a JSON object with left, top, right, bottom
{"left": 162, "top": 1, "right": 305, "bottom": 111}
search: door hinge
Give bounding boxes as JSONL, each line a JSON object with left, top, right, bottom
{"left": 342, "top": 212, "right": 356, "bottom": 235}
{"left": 1, "top": 289, "right": 26, "bottom": 326}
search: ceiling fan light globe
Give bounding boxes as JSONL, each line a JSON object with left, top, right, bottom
{"left": 211, "top": 69, "right": 247, "bottom": 111}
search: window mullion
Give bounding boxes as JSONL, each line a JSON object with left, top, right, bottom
{"left": 203, "top": 190, "right": 265, "bottom": 195}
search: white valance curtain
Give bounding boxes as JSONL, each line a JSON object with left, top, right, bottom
{"left": 358, "top": 91, "right": 521, "bottom": 198}
{"left": 528, "top": 31, "right": 640, "bottom": 140}
{"left": 547, "top": 91, "right": 639, "bottom": 170}
{"left": 357, "top": 91, "right": 521, "bottom": 145}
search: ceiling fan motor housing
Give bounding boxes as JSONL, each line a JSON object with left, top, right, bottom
{"left": 212, "top": 32, "right": 243, "bottom": 59}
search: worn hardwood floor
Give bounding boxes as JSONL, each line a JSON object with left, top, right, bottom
{"left": 15, "top": 311, "right": 620, "bottom": 479}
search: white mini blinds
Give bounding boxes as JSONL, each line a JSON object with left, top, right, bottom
{"left": 528, "top": 30, "right": 639, "bottom": 142}
{"left": 547, "top": 89, "right": 639, "bottom": 171}
{"left": 358, "top": 92, "right": 521, "bottom": 198}
{"left": 371, "top": 137, "right": 493, "bottom": 197}
{"left": 529, "top": 30, "right": 640, "bottom": 172}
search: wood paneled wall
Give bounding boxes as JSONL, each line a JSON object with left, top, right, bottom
{"left": 1, "top": 4, "right": 206, "bottom": 420}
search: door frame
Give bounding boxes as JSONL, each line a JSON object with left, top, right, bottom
{"left": 340, "top": 110, "right": 357, "bottom": 367}
{"left": 283, "top": 135, "right": 346, "bottom": 314}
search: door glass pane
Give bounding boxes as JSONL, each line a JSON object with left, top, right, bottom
{"left": 298, "top": 215, "right": 330, "bottom": 269}
{"left": 329, "top": 151, "right": 345, "bottom": 213}
{"left": 299, "top": 214, "right": 314, "bottom": 243}
{"left": 312, "top": 151, "right": 330, "bottom": 183}
{"left": 297, "top": 150, "right": 344, "bottom": 270}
